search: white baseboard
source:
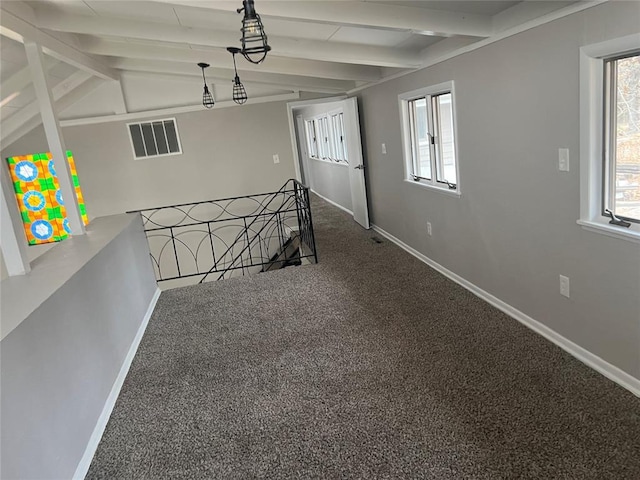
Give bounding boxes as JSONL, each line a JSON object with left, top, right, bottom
{"left": 371, "top": 224, "right": 640, "bottom": 398}
{"left": 73, "top": 287, "right": 162, "bottom": 480}
{"left": 310, "top": 190, "right": 353, "bottom": 216}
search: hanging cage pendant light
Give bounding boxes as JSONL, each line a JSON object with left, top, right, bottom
{"left": 237, "top": 0, "right": 271, "bottom": 64}
{"left": 227, "top": 47, "right": 248, "bottom": 105}
{"left": 197, "top": 62, "right": 215, "bottom": 108}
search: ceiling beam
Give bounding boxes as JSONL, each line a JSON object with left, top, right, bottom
{"left": 1, "top": 66, "right": 32, "bottom": 105}
{"left": 149, "top": 0, "right": 493, "bottom": 38}
{"left": 34, "top": 11, "right": 420, "bottom": 69}
{"left": 418, "top": 36, "right": 482, "bottom": 65}
{"left": 492, "top": 1, "right": 577, "bottom": 34}
{"left": 1, "top": 70, "right": 93, "bottom": 142}
{"left": 82, "top": 38, "right": 382, "bottom": 83}
{"left": 122, "top": 71, "right": 296, "bottom": 103}
{"left": 0, "top": 115, "right": 42, "bottom": 150}
{"left": 113, "top": 59, "right": 355, "bottom": 94}
{"left": 1, "top": 57, "right": 61, "bottom": 107}
{"left": 59, "top": 92, "right": 301, "bottom": 128}
{"left": 24, "top": 40, "right": 85, "bottom": 235}
{"left": 1, "top": 78, "right": 103, "bottom": 147}
{"left": 0, "top": 2, "right": 118, "bottom": 81}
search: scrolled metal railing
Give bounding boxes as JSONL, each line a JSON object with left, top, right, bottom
{"left": 129, "top": 179, "right": 317, "bottom": 286}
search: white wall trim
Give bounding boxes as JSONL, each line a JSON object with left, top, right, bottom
{"left": 311, "top": 189, "right": 353, "bottom": 216}
{"left": 286, "top": 104, "right": 303, "bottom": 183}
{"left": 371, "top": 224, "right": 640, "bottom": 398}
{"left": 72, "top": 287, "right": 161, "bottom": 480}
{"left": 60, "top": 92, "right": 300, "bottom": 127}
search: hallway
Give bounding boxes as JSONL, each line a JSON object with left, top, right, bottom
{"left": 87, "top": 197, "right": 640, "bottom": 479}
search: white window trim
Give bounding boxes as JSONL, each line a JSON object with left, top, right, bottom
{"left": 127, "top": 117, "right": 183, "bottom": 161}
{"left": 399, "top": 80, "right": 461, "bottom": 196}
{"left": 302, "top": 110, "right": 349, "bottom": 166}
{"left": 579, "top": 34, "right": 640, "bottom": 244}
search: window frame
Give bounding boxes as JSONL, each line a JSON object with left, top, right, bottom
{"left": 399, "top": 81, "right": 460, "bottom": 196}
{"left": 579, "top": 34, "right": 640, "bottom": 243}
{"left": 302, "top": 110, "right": 349, "bottom": 166}
{"left": 127, "top": 118, "right": 182, "bottom": 160}
{"left": 602, "top": 52, "right": 640, "bottom": 224}
{"left": 305, "top": 119, "right": 318, "bottom": 159}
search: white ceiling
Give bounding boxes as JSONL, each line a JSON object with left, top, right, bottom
{"left": 1, "top": 0, "right": 582, "bottom": 142}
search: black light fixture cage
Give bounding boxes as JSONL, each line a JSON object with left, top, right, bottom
{"left": 233, "top": 77, "right": 248, "bottom": 105}
{"left": 237, "top": 0, "right": 271, "bottom": 64}
{"left": 227, "top": 47, "right": 248, "bottom": 104}
{"left": 197, "top": 62, "right": 215, "bottom": 108}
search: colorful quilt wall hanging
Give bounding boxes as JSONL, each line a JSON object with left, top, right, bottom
{"left": 6, "top": 151, "right": 89, "bottom": 245}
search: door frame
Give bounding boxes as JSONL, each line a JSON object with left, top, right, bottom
{"left": 286, "top": 96, "right": 347, "bottom": 183}
{"left": 287, "top": 96, "right": 370, "bottom": 229}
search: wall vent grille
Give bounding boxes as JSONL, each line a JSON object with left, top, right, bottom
{"left": 127, "top": 118, "right": 182, "bottom": 159}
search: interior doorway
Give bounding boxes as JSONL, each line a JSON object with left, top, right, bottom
{"left": 287, "top": 97, "right": 370, "bottom": 229}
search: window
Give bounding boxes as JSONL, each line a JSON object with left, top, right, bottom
{"left": 579, "top": 35, "right": 640, "bottom": 243}
{"left": 399, "top": 81, "right": 459, "bottom": 194}
{"left": 319, "top": 116, "right": 330, "bottom": 159}
{"left": 303, "top": 111, "right": 348, "bottom": 164}
{"left": 603, "top": 53, "right": 640, "bottom": 223}
{"left": 127, "top": 118, "right": 182, "bottom": 159}
{"left": 330, "top": 112, "right": 348, "bottom": 163}
{"left": 305, "top": 120, "right": 318, "bottom": 158}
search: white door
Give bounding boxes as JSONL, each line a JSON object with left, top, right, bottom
{"left": 342, "top": 97, "right": 370, "bottom": 229}
{"left": 288, "top": 97, "right": 370, "bottom": 230}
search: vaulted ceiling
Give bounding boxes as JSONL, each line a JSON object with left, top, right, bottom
{"left": 1, "top": 0, "right": 589, "bottom": 144}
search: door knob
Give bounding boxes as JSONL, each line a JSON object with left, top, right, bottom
{"left": 354, "top": 164, "right": 364, "bottom": 170}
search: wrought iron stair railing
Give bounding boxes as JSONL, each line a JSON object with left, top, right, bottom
{"left": 129, "top": 179, "right": 317, "bottom": 286}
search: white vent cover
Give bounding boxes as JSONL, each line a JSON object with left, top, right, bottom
{"left": 127, "top": 118, "right": 182, "bottom": 159}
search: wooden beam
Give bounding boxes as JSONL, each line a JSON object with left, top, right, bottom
{"left": 493, "top": 1, "right": 578, "bottom": 34}
{"left": 148, "top": 0, "right": 493, "bottom": 37}
{"left": 2, "top": 71, "right": 92, "bottom": 142}
{"left": 24, "top": 41, "right": 85, "bottom": 236}
{"left": 122, "top": 70, "right": 348, "bottom": 97}
{"left": 0, "top": 161, "right": 31, "bottom": 276}
{"left": 82, "top": 38, "right": 382, "bottom": 83}
{"left": 0, "top": 57, "right": 59, "bottom": 106}
{"left": 111, "top": 80, "right": 128, "bottom": 115}
{"left": 0, "top": 116, "right": 42, "bottom": 150}
{"left": 35, "top": 12, "right": 420, "bottom": 68}
{"left": 1, "top": 66, "right": 32, "bottom": 106}
{"left": 59, "top": 92, "right": 301, "bottom": 127}
{"left": 113, "top": 59, "right": 355, "bottom": 94}
{"left": 0, "top": 2, "right": 118, "bottom": 80}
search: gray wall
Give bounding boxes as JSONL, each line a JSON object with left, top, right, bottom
{"left": 293, "top": 102, "right": 352, "bottom": 211}
{"left": 2, "top": 100, "right": 298, "bottom": 219}
{"left": 0, "top": 214, "right": 158, "bottom": 479}
{"left": 358, "top": 1, "right": 640, "bottom": 379}
{"left": 307, "top": 160, "right": 352, "bottom": 211}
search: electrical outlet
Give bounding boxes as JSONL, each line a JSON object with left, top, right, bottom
{"left": 427, "top": 222, "right": 432, "bottom": 236}
{"left": 559, "top": 275, "right": 570, "bottom": 298}
{"left": 558, "top": 148, "right": 569, "bottom": 172}
{"left": 381, "top": 143, "right": 387, "bottom": 154}
{"left": 273, "top": 154, "right": 280, "bottom": 164}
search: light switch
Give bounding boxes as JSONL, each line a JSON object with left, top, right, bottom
{"left": 559, "top": 148, "right": 569, "bottom": 172}
{"left": 273, "top": 154, "right": 280, "bottom": 164}
{"left": 381, "top": 143, "right": 387, "bottom": 155}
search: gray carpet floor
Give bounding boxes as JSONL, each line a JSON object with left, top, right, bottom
{"left": 87, "top": 196, "right": 640, "bottom": 479}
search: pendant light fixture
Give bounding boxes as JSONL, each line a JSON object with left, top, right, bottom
{"left": 197, "top": 62, "right": 215, "bottom": 109}
{"left": 237, "top": 0, "right": 271, "bottom": 64}
{"left": 227, "top": 47, "right": 248, "bottom": 105}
